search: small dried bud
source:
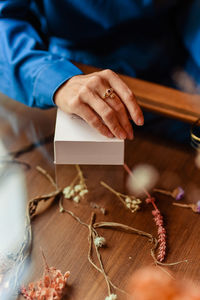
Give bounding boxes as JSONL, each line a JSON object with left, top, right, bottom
{"left": 69, "top": 189, "right": 75, "bottom": 197}
{"left": 59, "top": 207, "right": 64, "bottom": 213}
{"left": 172, "top": 186, "right": 184, "bottom": 201}
{"left": 126, "top": 203, "right": 131, "bottom": 209}
{"left": 196, "top": 200, "right": 200, "bottom": 213}
{"left": 94, "top": 236, "right": 106, "bottom": 248}
{"left": 105, "top": 294, "right": 117, "bottom": 300}
{"left": 73, "top": 195, "right": 80, "bottom": 203}
{"left": 79, "top": 189, "right": 88, "bottom": 197}
{"left": 74, "top": 184, "right": 82, "bottom": 192}
{"left": 63, "top": 186, "right": 72, "bottom": 199}
{"left": 125, "top": 197, "right": 131, "bottom": 203}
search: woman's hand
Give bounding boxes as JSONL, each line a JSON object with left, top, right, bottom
{"left": 54, "top": 69, "right": 144, "bottom": 139}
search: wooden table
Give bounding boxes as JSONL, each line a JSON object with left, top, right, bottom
{"left": 0, "top": 71, "right": 200, "bottom": 300}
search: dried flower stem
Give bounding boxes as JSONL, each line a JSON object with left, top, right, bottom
{"left": 28, "top": 166, "right": 61, "bottom": 218}
{"left": 173, "top": 202, "right": 198, "bottom": 213}
{"left": 101, "top": 181, "right": 141, "bottom": 213}
{"left": 154, "top": 187, "right": 185, "bottom": 201}
{"left": 36, "top": 165, "right": 57, "bottom": 189}
{"left": 123, "top": 163, "right": 167, "bottom": 262}
{"left": 101, "top": 181, "right": 127, "bottom": 205}
{"left": 89, "top": 213, "right": 112, "bottom": 296}
{"left": 76, "top": 164, "right": 87, "bottom": 188}
{"left": 94, "top": 222, "right": 187, "bottom": 266}
{"left": 101, "top": 181, "right": 125, "bottom": 198}
{"left": 153, "top": 188, "right": 172, "bottom": 196}
{"left": 27, "top": 165, "right": 187, "bottom": 299}
{"left": 69, "top": 174, "right": 79, "bottom": 188}
{"left": 59, "top": 195, "right": 88, "bottom": 227}
{"left": 29, "top": 165, "right": 87, "bottom": 218}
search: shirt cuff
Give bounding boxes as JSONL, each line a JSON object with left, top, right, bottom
{"left": 33, "top": 59, "right": 83, "bottom": 108}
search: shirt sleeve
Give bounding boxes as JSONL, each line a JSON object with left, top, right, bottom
{"left": 0, "top": 0, "right": 83, "bottom": 108}
{"left": 181, "top": 0, "right": 200, "bottom": 85}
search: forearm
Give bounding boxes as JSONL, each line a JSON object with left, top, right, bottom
{"left": 0, "top": 1, "right": 82, "bottom": 108}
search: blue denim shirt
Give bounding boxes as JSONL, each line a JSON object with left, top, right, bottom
{"left": 0, "top": 0, "right": 199, "bottom": 108}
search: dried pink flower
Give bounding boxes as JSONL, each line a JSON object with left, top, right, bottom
{"left": 145, "top": 197, "right": 166, "bottom": 262}
{"left": 124, "top": 163, "right": 167, "bottom": 263}
{"left": 21, "top": 253, "right": 70, "bottom": 300}
{"left": 152, "top": 209, "right": 166, "bottom": 262}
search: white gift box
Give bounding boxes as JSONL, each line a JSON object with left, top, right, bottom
{"left": 54, "top": 109, "right": 124, "bottom": 165}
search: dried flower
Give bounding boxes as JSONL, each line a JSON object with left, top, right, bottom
{"left": 153, "top": 186, "right": 185, "bottom": 201}
{"left": 74, "top": 184, "right": 83, "bottom": 192}
{"left": 90, "top": 202, "right": 107, "bottom": 215}
{"left": 105, "top": 294, "right": 117, "bottom": 300}
{"left": 101, "top": 181, "right": 141, "bottom": 213}
{"left": 172, "top": 186, "right": 184, "bottom": 201}
{"left": 63, "top": 186, "right": 72, "bottom": 199}
{"left": 128, "top": 266, "right": 200, "bottom": 300}
{"left": 145, "top": 197, "right": 166, "bottom": 262}
{"left": 62, "top": 166, "right": 89, "bottom": 203}
{"left": 124, "top": 163, "right": 167, "bottom": 262}
{"left": 196, "top": 201, "right": 200, "bottom": 213}
{"left": 79, "top": 189, "right": 88, "bottom": 197}
{"left": 126, "top": 164, "right": 159, "bottom": 196}
{"left": 94, "top": 236, "right": 106, "bottom": 248}
{"left": 21, "top": 252, "right": 70, "bottom": 300}
{"left": 152, "top": 209, "right": 166, "bottom": 262}
{"left": 173, "top": 200, "right": 200, "bottom": 214}
{"left": 73, "top": 195, "right": 80, "bottom": 203}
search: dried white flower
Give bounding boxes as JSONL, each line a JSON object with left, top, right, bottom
{"left": 131, "top": 204, "right": 139, "bottom": 212}
{"left": 126, "top": 203, "right": 131, "bottom": 209}
{"left": 94, "top": 236, "right": 106, "bottom": 248}
{"left": 125, "top": 197, "right": 131, "bottom": 203}
{"left": 73, "top": 195, "right": 80, "bottom": 203}
{"left": 63, "top": 186, "right": 72, "bottom": 199}
{"left": 63, "top": 186, "right": 71, "bottom": 194}
{"left": 74, "top": 184, "right": 83, "bottom": 192}
{"left": 132, "top": 199, "right": 141, "bottom": 205}
{"left": 79, "top": 189, "right": 88, "bottom": 197}
{"left": 105, "top": 294, "right": 117, "bottom": 300}
{"left": 69, "top": 189, "right": 75, "bottom": 197}
{"left": 127, "top": 164, "right": 159, "bottom": 196}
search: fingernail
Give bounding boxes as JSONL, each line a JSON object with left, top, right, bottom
{"left": 119, "top": 132, "right": 127, "bottom": 139}
{"left": 137, "top": 117, "right": 144, "bottom": 126}
{"left": 108, "top": 132, "right": 114, "bottom": 138}
{"left": 129, "top": 131, "right": 134, "bottom": 140}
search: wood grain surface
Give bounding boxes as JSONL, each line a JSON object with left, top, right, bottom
{"left": 0, "top": 74, "right": 200, "bottom": 300}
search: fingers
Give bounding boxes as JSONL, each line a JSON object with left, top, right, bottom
{"left": 104, "top": 96, "right": 134, "bottom": 139}
{"left": 77, "top": 103, "right": 114, "bottom": 138}
{"left": 100, "top": 69, "right": 144, "bottom": 126}
{"left": 55, "top": 70, "right": 143, "bottom": 140}
{"left": 83, "top": 88, "right": 127, "bottom": 139}
{"left": 96, "top": 83, "right": 133, "bottom": 139}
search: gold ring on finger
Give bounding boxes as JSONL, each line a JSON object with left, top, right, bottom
{"left": 103, "top": 88, "right": 115, "bottom": 99}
